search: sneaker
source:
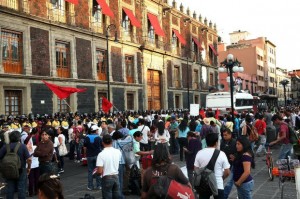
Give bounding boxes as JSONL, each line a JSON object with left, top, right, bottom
{"left": 87, "top": 187, "right": 92, "bottom": 191}
{"left": 96, "top": 186, "right": 102, "bottom": 190}
{"left": 58, "top": 169, "right": 64, "bottom": 174}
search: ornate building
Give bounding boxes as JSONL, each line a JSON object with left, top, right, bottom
{"left": 0, "top": 0, "right": 219, "bottom": 115}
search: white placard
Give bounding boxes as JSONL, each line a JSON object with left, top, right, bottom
{"left": 190, "top": 104, "right": 199, "bottom": 116}
{"left": 41, "top": 100, "right": 45, "bottom": 104}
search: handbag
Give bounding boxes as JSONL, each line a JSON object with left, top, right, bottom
{"left": 58, "top": 144, "right": 68, "bottom": 156}
{"left": 117, "top": 139, "right": 136, "bottom": 166}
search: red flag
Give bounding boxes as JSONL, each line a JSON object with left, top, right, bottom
{"left": 65, "top": 0, "right": 78, "bottom": 4}
{"left": 215, "top": 109, "right": 220, "bottom": 119}
{"left": 42, "top": 80, "right": 87, "bottom": 100}
{"left": 102, "top": 97, "right": 113, "bottom": 113}
{"left": 199, "top": 109, "right": 205, "bottom": 119}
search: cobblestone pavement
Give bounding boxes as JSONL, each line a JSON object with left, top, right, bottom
{"left": 0, "top": 145, "right": 298, "bottom": 199}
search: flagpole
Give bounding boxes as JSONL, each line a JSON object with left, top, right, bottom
{"left": 63, "top": 99, "right": 72, "bottom": 113}
{"left": 113, "top": 105, "right": 119, "bottom": 112}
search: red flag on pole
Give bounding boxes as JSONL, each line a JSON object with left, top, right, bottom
{"left": 42, "top": 80, "right": 87, "bottom": 100}
{"left": 102, "top": 97, "right": 113, "bottom": 113}
{"left": 215, "top": 108, "right": 220, "bottom": 119}
{"left": 199, "top": 109, "right": 206, "bottom": 119}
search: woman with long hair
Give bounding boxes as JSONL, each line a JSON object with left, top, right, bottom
{"left": 177, "top": 120, "right": 190, "bottom": 161}
{"left": 37, "top": 173, "right": 64, "bottom": 199}
{"left": 57, "top": 126, "right": 66, "bottom": 174}
{"left": 154, "top": 120, "right": 170, "bottom": 144}
{"left": 233, "top": 136, "right": 255, "bottom": 199}
{"left": 141, "top": 143, "right": 191, "bottom": 199}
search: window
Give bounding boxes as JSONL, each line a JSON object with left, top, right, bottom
{"left": 193, "top": 70, "right": 199, "bottom": 89}
{"left": 1, "top": 29, "right": 23, "bottom": 74}
{"left": 192, "top": 39, "right": 199, "bottom": 62}
{"left": 174, "top": 66, "right": 180, "bottom": 88}
{"left": 175, "top": 95, "right": 180, "bottom": 108}
{"left": 96, "top": 49, "right": 106, "bottom": 80}
{"left": 98, "top": 92, "right": 107, "bottom": 111}
{"left": 209, "top": 72, "right": 214, "bottom": 86}
{"left": 92, "top": 0, "right": 102, "bottom": 22}
{"left": 127, "top": 93, "right": 134, "bottom": 110}
{"left": 57, "top": 98, "right": 69, "bottom": 113}
{"left": 0, "top": 0, "right": 19, "bottom": 10}
{"left": 55, "top": 41, "right": 70, "bottom": 78}
{"left": 122, "top": 11, "right": 131, "bottom": 33}
{"left": 49, "top": 0, "right": 68, "bottom": 23}
{"left": 125, "top": 55, "right": 134, "bottom": 83}
{"left": 5, "top": 90, "right": 22, "bottom": 116}
{"left": 148, "top": 20, "right": 155, "bottom": 44}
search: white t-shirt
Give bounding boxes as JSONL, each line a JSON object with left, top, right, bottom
{"left": 194, "top": 148, "right": 230, "bottom": 190}
{"left": 137, "top": 125, "right": 150, "bottom": 144}
{"left": 58, "top": 134, "right": 66, "bottom": 145}
{"left": 96, "top": 147, "right": 122, "bottom": 177}
{"left": 154, "top": 129, "right": 170, "bottom": 143}
{"left": 53, "top": 137, "right": 60, "bottom": 147}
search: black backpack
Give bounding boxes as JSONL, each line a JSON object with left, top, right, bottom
{"left": 129, "top": 164, "right": 141, "bottom": 195}
{"left": 0, "top": 143, "right": 21, "bottom": 180}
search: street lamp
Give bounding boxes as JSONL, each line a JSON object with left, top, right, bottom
{"left": 218, "top": 54, "right": 244, "bottom": 121}
{"left": 279, "top": 79, "right": 289, "bottom": 106}
{"left": 106, "top": 24, "right": 118, "bottom": 102}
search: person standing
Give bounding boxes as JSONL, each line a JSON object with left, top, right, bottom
{"left": 57, "top": 127, "right": 66, "bottom": 174}
{"left": 0, "top": 131, "right": 32, "bottom": 199}
{"left": 270, "top": 114, "right": 292, "bottom": 159}
{"left": 177, "top": 120, "right": 190, "bottom": 161}
{"left": 96, "top": 134, "right": 122, "bottom": 199}
{"left": 255, "top": 114, "right": 267, "bottom": 156}
{"left": 34, "top": 130, "right": 54, "bottom": 175}
{"left": 221, "top": 128, "right": 237, "bottom": 199}
{"left": 168, "top": 116, "right": 179, "bottom": 154}
{"left": 83, "top": 125, "right": 102, "bottom": 190}
{"left": 194, "top": 133, "right": 230, "bottom": 199}
{"left": 137, "top": 119, "right": 151, "bottom": 151}
{"left": 233, "top": 136, "right": 255, "bottom": 199}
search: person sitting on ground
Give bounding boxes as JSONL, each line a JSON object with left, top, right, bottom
{"left": 37, "top": 173, "right": 64, "bottom": 199}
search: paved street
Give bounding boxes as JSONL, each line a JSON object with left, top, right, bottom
{"left": 0, "top": 146, "right": 298, "bottom": 199}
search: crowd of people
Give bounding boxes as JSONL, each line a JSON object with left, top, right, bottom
{"left": 0, "top": 107, "right": 299, "bottom": 199}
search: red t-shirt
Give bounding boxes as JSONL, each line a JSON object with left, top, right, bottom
{"left": 254, "top": 120, "right": 266, "bottom": 135}
{"left": 279, "top": 122, "right": 289, "bottom": 144}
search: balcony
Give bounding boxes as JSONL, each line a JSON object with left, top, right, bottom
{"left": 0, "top": 0, "right": 29, "bottom": 13}
{"left": 48, "top": 7, "right": 75, "bottom": 25}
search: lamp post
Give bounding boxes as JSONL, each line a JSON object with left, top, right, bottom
{"left": 279, "top": 79, "right": 289, "bottom": 107}
{"left": 106, "top": 24, "right": 118, "bottom": 102}
{"left": 218, "top": 54, "right": 244, "bottom": 121}
{"left": 187, "top": 56, "right": 190, "bottom": 110}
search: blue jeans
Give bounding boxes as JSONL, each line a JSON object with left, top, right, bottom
{"left": 278, "top": 143, "right": 293, "bottom": 160}
{"left": 118, "top": 164, "right": 125, "bottom": 199}
{"left": 6, "top": 168, "right": 27, "bottom": 199}
{"left": 87, "top": 156, "right": 101, "bottom": 189}
{"left": 236, "top": 180, "right": 254, "bottom": 199}
{"left": 102, "top": 175, "right": 120, "bottom": 199}
{"left": 224, "top": 167, "right": 234, "bottom": 199}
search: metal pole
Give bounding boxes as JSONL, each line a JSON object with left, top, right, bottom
{"left": 284, "top": 84, "right": 287, "bottom": 106}
{"left": 229, "top": 67, "right": 235, "bottom": 121}
{"left": 187, "top": 56, "right": 190, "bottom": 110}
{"left": 106, "top": 31, "right": 110, "bottom": 102}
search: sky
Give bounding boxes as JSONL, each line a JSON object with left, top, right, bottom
{"left": 173, "top": 0, "right": 300, "bottom": 70}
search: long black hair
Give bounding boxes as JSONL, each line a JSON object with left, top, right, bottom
{"left": 157, "top": 120, "right": 165, "bottom": 136}
{"left": 178, "top": 119, "right": 188, "bottom": 132}
{"left": 151, "top": 143, "right": 171, "bottom": 169}
{"left": 236, "top": 136, "right": 255, "bottom": 169}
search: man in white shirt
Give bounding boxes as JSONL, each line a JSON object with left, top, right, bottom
{"left": 96, "top": 134, "right": 122, "bottom": 199}
{"left": 137, "top": 118, "right": 150, "bottom": 151}
{"left": 194, "top": 133, "right": 230, "bottom": 199}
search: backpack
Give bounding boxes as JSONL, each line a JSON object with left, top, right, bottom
{"left": 287, "top": 125, "right": 299, "bottom": 145}
{"left": 194, "top": 149, "right": 220, "bottom": 196}
{"left": 129, "top": 164, "right": 141, "bottom": 195}
{"left": 247, "top": 125, "right": 258, "bottom": 142}
{"left": 118, "top": 137, "right": 135, "bottom": 166}
{"left": 149, "top": 166, "right": 195, "bottom": 199}
{"left": 0, "top": 143, "right": 22, "bottom": 180}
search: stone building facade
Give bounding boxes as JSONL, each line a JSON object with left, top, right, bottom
{"left": 0, "top": 0, "right": 219, "bottom": 115}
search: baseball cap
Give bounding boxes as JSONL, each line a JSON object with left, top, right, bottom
{"left": 90, "top": 125, "right": 98, "bottom": 132}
